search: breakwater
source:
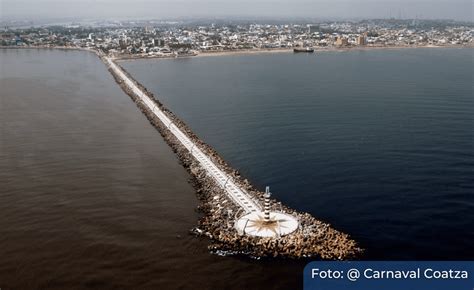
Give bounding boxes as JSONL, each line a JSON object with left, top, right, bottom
{"left": 100, "top": 52, "right": 362, "bottom": 259}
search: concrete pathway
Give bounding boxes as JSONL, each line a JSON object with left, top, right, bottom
{"left": 106, "top": 57, "right": 299, "bottom": 238}
{"left": 106, "top": 58, "right": 262, "bottom": 214}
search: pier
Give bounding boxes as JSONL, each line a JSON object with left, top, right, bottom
{"left": 105, "top": 57, "right": 299, "bottom": 238}
{"left": 102, "top": 53, "right": 362, "bottom": 259}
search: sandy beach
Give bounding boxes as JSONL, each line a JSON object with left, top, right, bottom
{"left": 112, "top": 44, "right": 472, "bottom": 61}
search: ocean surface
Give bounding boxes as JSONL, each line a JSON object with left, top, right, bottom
{"left": 0, "top": 49, "right": 302, "bottom": 290}
{"left": 122, "top": 48, "right": 474, "bottom": 260}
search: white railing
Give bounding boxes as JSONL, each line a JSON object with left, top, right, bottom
{"left": 107, "top": 58, "right": 261, "bottom": 214}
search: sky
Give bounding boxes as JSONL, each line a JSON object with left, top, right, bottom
{"left": 0, "top": 0, "right": 472, "bottom": 22}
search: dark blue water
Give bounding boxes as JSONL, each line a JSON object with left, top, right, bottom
{"left": 122, "top": 48, "right": 474, "bottom": 260}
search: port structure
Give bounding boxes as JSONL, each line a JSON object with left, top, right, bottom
{"left": 235, "top": 186, "right": 299, "bottom": 238}
{"left": 106, "top": 57, "right": 298, "bottom": 238}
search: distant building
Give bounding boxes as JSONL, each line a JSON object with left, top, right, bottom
{"left": 335, "top": 37, "right": 348, "bottom": 46}
{"left": 153, "top": 38, "right": 164, "bottom": 47}
{"left": 145, "top": 26, "right": 153, "bottom": 33}
{"left": 357, "top": 34, "right": 367, "bottom": 46}
{"left": 119, "top": 39, "right": 128, "bottom": 49}
{"left": 307, "top": 25, "right": 319, "bottom": 34}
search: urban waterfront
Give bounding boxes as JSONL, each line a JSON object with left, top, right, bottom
{"left": 122, "top": 47, "right": 474, "bottom": 260}
{"left": 0, "top": 49, "right": 304, "bottom": 290}
{"left": 2, "top": 0, "right": 474, "bottom": 287}
{"left": 2, "top": 19, "right": 472, "bottom": 58}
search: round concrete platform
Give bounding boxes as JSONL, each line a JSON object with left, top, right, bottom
{"left": 235, "top": 212, "right": 299, "bottom": 238}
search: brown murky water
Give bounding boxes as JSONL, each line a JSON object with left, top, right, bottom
{"left": 0, "top": 49, "right": 303, "bottom": 290}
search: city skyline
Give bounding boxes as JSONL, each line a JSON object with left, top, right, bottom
{"left": 1, "top": 0, "right": 472, "bottom": 22}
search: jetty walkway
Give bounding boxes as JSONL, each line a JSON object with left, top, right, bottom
{"left": 105, "top": 57, "right": 299, "bottom": 238}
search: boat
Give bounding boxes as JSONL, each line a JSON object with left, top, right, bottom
{"left": 293, "top": 47, "right": 314, "bottom": 53}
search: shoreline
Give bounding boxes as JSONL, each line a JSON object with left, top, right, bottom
{"left": 197, "top": 44, "right": 466, "bottom": 57}
{"left": 112, "top": 44, "right": 473, "bottom": 61}
{"left": 2, "top": 44, "right": 471, "bottom": 61}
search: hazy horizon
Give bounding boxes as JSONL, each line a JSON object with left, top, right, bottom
{"left": 1, "top": 0, "right": 472, "bottom": 22}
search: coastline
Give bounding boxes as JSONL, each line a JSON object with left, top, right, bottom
{"left": 112, "top": 44, "right": 473, "bottom": 61}
{"left": 2, "top": 44, "right": 471, "bottom": 62}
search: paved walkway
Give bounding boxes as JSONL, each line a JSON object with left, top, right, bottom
{"left": 106, "top": 58, "right": 262, "bottom": 214}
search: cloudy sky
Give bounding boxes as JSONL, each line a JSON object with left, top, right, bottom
{"left": 1, "top": 0, "right": 472, "bottom": 21}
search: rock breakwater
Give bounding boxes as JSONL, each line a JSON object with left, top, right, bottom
{"left": 102, "top": 54, "right": 363, "bottom": 260}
